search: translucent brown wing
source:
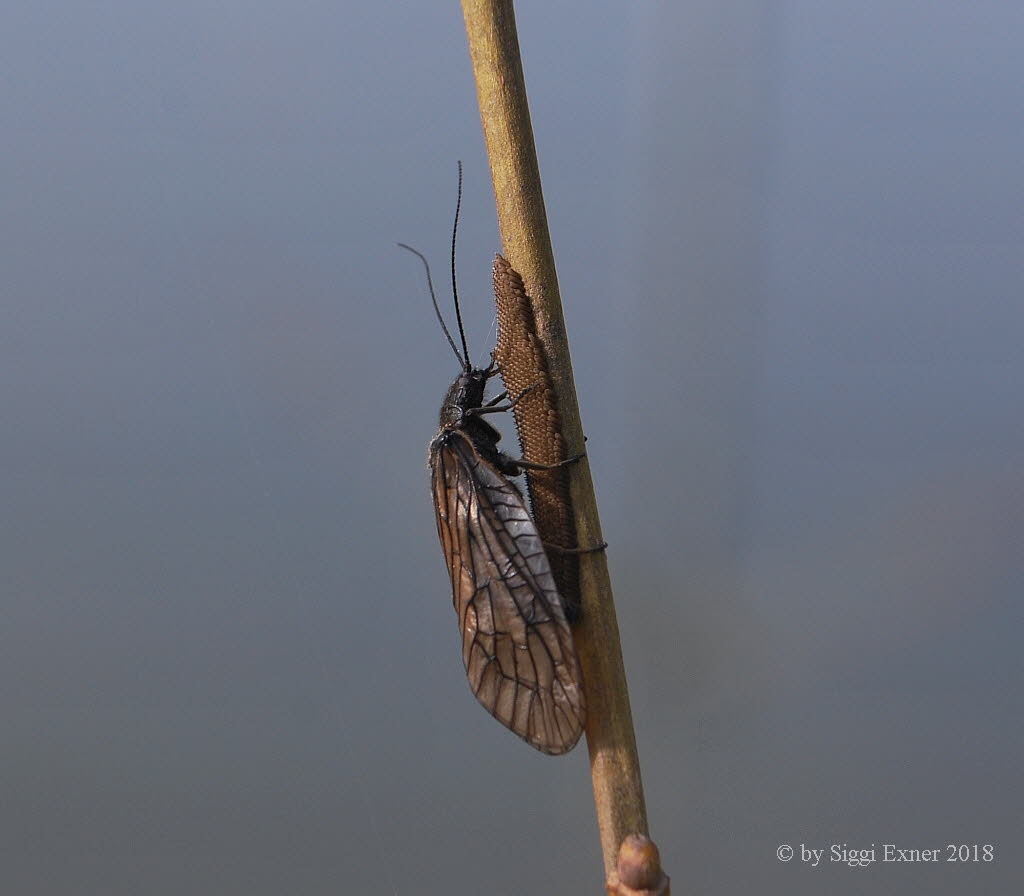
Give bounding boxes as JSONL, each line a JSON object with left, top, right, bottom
{"left": 430, "top": 429, "right": 585, "bottom": 755}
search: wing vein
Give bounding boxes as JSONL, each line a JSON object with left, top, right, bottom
{"left": 430, "top": 430, "right": 584, "bottom": 754}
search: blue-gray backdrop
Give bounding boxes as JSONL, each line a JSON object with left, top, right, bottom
{"left": 3, "top": 2, "right": 1021, "bottom": 893}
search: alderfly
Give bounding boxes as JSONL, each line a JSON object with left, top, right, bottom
{"left": 399, "top": 164, "right": 584, "bottom": 754}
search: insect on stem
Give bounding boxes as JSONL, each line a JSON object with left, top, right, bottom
{"left": 401, "top": 166, "right": 586, "bottom": 755}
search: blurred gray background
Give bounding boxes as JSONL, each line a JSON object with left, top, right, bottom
{"left": 3, "top": 2, "right": 1021, "bottom": 893}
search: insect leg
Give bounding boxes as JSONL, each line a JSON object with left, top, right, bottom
{"left": 467, "top": 383, "right": 540, "bottom": 416}
{"left": 467, "top": 404, "right": 511, "bottom": 416}
{"left": 543, "top": 539, "right": 608, "bottom": 555}
{"left": 514, "top": 452, "right": 585, "bottom": 471}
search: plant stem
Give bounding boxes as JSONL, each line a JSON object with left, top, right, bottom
{"left": 460, "top": 0, "right": 650, "bottom": 876}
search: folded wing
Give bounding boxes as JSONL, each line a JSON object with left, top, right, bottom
{"left": 431, "top": 430, "right": 585, "bottom": 754}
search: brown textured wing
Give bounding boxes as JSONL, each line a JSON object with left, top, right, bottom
{"left": 430, "top": 430, "right": 585, "bottom": 755}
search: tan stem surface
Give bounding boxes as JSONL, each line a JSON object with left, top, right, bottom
{"left": 461, "top": 0, "right": 651, "bottom": 876}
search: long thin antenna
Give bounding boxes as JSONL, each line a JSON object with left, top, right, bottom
{"left": 450, "top": 161, "right": 471, "bottom": 367}
{"left": 397, "top": 242, "right": 463, "bottom": 366}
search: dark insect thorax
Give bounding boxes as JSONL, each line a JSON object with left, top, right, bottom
{"left": 435, "top": 368, "right": 511, "bottom": 472}
{"left": 438, "top": 369, "right": 486, "bottom": 428}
